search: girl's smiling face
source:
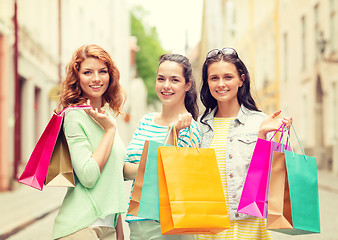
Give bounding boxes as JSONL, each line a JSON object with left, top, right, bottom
{"left": 207, "top": 60, "right": 244, "bottom": 105}
{"left": 79, "top": 57, "right": 110, "bottom": 106}
{"left": 156, "top": 61, "right": 191, "bottom": 107}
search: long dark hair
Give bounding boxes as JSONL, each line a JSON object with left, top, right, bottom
{"left": 158, "top": 54, "right": 198, "bottom": 120}
{"left": 200, "top": 49, "right": 260, "bottom": 126}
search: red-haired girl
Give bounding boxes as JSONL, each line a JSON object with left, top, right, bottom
{"left": 53, "top": 44, "right": 126, "bottom": 240}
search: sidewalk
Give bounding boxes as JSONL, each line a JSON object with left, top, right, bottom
{"left": 0, "top": 183, "right": 66, "bottom": 239}
{"left": 0, "top": 181, "right": 132, "bottom": 240}
{"left": 0, "top": 170, "right": 337, "bottom": 239}
{"left": 317, "top": 169, "right": 338, "bottom": 194}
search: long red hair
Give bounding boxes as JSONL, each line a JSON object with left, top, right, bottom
{"left": 57, "top": 44, "right": 126, "bottom": 116}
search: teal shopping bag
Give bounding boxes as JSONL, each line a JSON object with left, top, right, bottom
{"left": 268, "top": 124, "right": 320, "bottom": 235}
{"left": 137, "top": 126, "right": 174, "bottom": 221}
{"left": 137, "top": 140, "right": 165, "bottom": 221}
{"left": 284, "top": 149, "right": 320, "bottom": 234}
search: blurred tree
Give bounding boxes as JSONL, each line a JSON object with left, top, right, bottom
{"left": 130, "top": 6, "right": 166, "bottom": 104}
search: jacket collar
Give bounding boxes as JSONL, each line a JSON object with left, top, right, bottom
{"left": 236, "top": 105, "right": 252, "bottom": 124}
{"left": 206, "top": 104, "right": 252, "bottom": 124}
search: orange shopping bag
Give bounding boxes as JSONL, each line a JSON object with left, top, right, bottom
{"left": 158, "top": 127, "right": 230, "bottom": 235}
{"left": 127, "top": 141, "right": 150, "bottom": 216}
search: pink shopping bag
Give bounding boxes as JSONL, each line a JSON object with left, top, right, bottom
{"left": 18, "top": 105, "right": 91, "bottom": 191}
{"left": 237, "top": 123, "right": 290, "bottom": 218}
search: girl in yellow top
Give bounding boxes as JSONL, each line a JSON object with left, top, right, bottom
{"left": 197, "top": 48, "right": 292, "bottom": 239}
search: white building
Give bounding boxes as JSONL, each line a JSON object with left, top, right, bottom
{"left": 0, "top": 0, "right": 131, "bottom": 191}
{"left": 200, "top": 0, "right": 338, "bottom": 174}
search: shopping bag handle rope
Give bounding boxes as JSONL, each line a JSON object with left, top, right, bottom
{"left": 163, "top": 125, "right": 199, "bottom": 152}
{"left": 57, "top": 105, "right": 92, "bottom": 116}
{"left": 268, "top": 123, "right": 290, "bottom": 152}
{"left": 175, "top": 125, "right": 199, "bottom": 152}
{"left": 290, "top": 123, "right": 307, "bottom": 160}
{"left": 279, "top": 124, "right": 291, "bottom": 152}
{"left": 278, "top": 124, "right": 286, "bottom": 147}
{"left": 188, "top": 126, "right": 199, "bottom": 151}
{"left": 163, "top": 125, "right": 174, "bottom": 146}
{"left": 269, "top": 122, "right": 286, "bottom": 141}
{"left": 172, "top": 125, "right": 178, "bottom": 149}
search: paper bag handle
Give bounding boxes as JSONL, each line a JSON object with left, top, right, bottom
{"left": 187, "top": 126, "right": 198, "bottom": 150}
{"left": 163, "top": 125, "right": 174, "bottom": 146}
{"left": 58, "top": 105, "right": 92, "bottom": 116}
{"left": 290, "top": 123, "right": 307, "bottom": 160}
{"left": 279, "top": 124, "right": 290, "bottom": 151}
{"left": 268, "top": 122, "right": 290, "bottom": 151}
{"left": 163, "top": 125, "right": 181, "bottom": 150}
{"left": 269, "top": 123, "right": 285, "bottom": 141}
{"left": 163, "top": 125, "right": 198, "bottom": 151}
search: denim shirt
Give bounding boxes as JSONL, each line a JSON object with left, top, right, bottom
{"left": 198, "top": 105, "right": 268, "bottom": 220}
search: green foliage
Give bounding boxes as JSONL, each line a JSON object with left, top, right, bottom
{"left": 130, "top": 6, "right": 166, "bottom": 104}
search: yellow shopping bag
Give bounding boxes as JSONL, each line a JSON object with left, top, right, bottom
{"left": 158, "top": 127, "right": 230, "bottom": 235}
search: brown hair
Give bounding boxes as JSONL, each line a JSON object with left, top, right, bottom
{"left": 200, "top": 48, "right": 260, "bottom": 130}
{"left": 158, "top": 54, "right": 198, "bottom": 120}
{"left": 57, "top": 44, "right": 126, "bottom": 116}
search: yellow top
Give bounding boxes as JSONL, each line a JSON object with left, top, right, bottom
{"left": 197, "top": 117, "right": 272, "bottom": 240}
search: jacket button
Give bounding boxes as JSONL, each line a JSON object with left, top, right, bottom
{"left": 235, "top": 213, "right": 240, "bottom": 218}
{"left": 234, "top": 122, "right": 238, "bottom": 127}
{"left": 230, "top": 137, "right": 233, "bottom": 142}
{"left": 232, "top": 194, "right": 236, "bottom": 198}
{"left": 229, "top": 173, "right": 233, "bottom": 178}
{"left": 229, "top": 154, "right": 233, "bottom": 159}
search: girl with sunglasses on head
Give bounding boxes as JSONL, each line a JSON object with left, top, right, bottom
{"left": 123, "top": 53, "right": 201, "bottom": 240}
{"left": 197, "top": 48, "right": 292, "bottom": 239}
{"left": 52, "top": 44, "right": 127, "bottom": 240}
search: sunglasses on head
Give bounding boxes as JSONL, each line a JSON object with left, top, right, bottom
{"left": 206, "top": 47, "right": 238, "bottom": 59}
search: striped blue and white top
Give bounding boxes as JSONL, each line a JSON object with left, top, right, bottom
{"left": 125, "top": 112, "right": 201, "bottom": 222}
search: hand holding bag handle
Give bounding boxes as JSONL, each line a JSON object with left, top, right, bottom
{"left": 269, "top": 122, "right": 286, "bottom": 140}
{"left": 269, "top": 122, "right": 290, "bottom": 150}
{"left": 166, "top": 124, "right": 198, "bottom": 152}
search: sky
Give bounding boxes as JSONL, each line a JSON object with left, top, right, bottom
{"left": 130, "top": 0, "right": 204, "bottom": 54}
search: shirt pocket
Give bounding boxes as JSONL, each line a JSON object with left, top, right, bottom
{"left": 236, "top": 134, "right": 257, "bottom": 164}
{"left": 237, "top": 134, "right": 257, "bottom": 144}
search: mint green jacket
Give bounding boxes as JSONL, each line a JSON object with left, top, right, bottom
{"left": 52, "top": 110, "right": 127, "bottom": 239}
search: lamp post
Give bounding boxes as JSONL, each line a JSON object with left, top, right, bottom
{"left": 317, "top": 31, "right": 338, "bottom": 63}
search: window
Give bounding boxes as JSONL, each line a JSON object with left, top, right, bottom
{"left": 301, "top": 16, "right": 307, "bottom": 70}
{"left": 330, "top": 0, "right": 337, "bottom": 53}
{"left": 226, "top": 0, "right": 236, "bottom": 38}
{"left": 332, "top": 82, "right": 337, "bottom": 141}
{"left": 301, "top": 94, "right": 308, "bottom": 144}
{"left": 314, "top": 4, "right": 320, "bottom": 62}
{"left": 34, "top": 87, "right": 41, "bottom": 143}
{"left": 283, "top": 33, "right": 288, "bottom": 82}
